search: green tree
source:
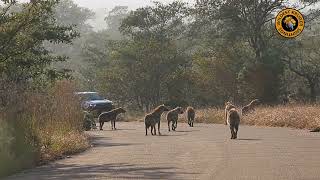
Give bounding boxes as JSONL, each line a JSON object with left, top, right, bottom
{"left": 0, "top": 0, "right": 78, "bottom": 84}
{"left": 92, "top": 2, "right": 190, "bottom": 111}
{"left": 282, "top": 30, "right": 320, "bottom": 102}
{"left": 191, "top": 0, "right": 320, "bottom": 104}
{"left": 45, "top": 0, "right": 94, "bottom": 84}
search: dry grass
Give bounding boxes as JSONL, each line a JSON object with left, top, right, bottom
{"left": 40, "top": 131, "right": 89, "bottom": 164}
{"left": 127, "top": 105, "right": 320, "bottom": 130}
{"left": 0, "top": 80, "right": 90, "bottom": 177}
{"left": 242, "top": 105, "right": 320, "bottom": 130}
{"left": 126, "top": 108, "right": 225, "bottom": 124}
{"left": 27, "top": 81, "right": 90, "bottom": 163}
{"left": 178, "top": 108, "right": 225, "bottom": 124}
{"left": 179, "top": 105, "right": 320, "bottom": 130}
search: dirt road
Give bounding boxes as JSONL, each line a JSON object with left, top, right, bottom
{"left": 6, "top": 122, "right": 320, "bottom": 180}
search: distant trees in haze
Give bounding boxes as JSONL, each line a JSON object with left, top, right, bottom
{"left": 2, "top": 0, "right": 319, "bottom": 111}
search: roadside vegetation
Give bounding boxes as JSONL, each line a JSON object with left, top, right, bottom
{"left": 0, "top": 1, "right": 90, "bottom": 178}
{"left": 0, "top": 81, "right": 89, "bottom": 177}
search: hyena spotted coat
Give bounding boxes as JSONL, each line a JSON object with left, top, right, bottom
{"left": 227, "top": 108, "right": 240, "bottom": 139}
{"left": 98, "top": 108, "right": 126, "bottom": 130}
{"left": 186, "top": 106, "right": 195, "bottom": 127}
{"left": 144, "top": 105, "right": 169, "bottom": 136}
{"left": 225, "top": 102, "right": 236, "bottom": 125}
{"left": 167, "top": 107, "right": 184, "bottom": 131}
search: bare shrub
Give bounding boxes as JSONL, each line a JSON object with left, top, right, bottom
{"left": 0, "top": 80, "right": 89, "bottom": 177}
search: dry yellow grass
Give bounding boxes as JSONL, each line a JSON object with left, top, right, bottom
{"left": 179, "top": 108, "right": 225, "bottom": 124}
{"left": 32, "top": 81, "right": 90, "bottom": 163}
{"left": 0, "top": 80, "right": 90, "bottom": 177}
{"left": 40, "top": 131, "right": 89, "bottom": 164}
{"left": 242, "top": 105, "right": 320, "bottom": 130}
{"left": 127, "top": 105, "right": 320, "bottom": 130}
{"left": 181, "top": 105, "right": 320, "bottom": 130}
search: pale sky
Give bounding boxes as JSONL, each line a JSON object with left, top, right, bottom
{"left": 74, "top": 0, "right": 191, "bottom": 10}
{"left": 17, "top": 0, "right": 193, "bottom": 30}
{"left": 75, "top": 0, "right": 193, "bottom": 30}
{"left": 15, "top": 0, "right": 320, "bottom": 31}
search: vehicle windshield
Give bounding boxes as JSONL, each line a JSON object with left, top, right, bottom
{"left": 79, "top": 93, "right": 104, "bottom": 101}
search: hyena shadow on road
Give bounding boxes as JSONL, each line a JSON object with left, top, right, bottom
{"left": 236, "top": 138, "right": 262, "bottom": 141}
{"left": 89, "top": 135, "right": 142, "bottom": 148}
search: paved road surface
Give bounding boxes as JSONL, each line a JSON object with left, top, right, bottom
{"left": 6, "top": 122, "right": 320, "bottom": 180}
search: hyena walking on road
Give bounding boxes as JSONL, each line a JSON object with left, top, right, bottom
{"left": 227, "top": 108, "right": 240, "bottom": 139}
{"left": 98, "top": 108, "right": 126, "bottom": 130}
{"left": 144, "top": 105, "right": 169, "bottom": 136}
{"left": 186, "top": 106, "right": 195, "bottom": 127}
{"left": 225, "top": 102, "right": 236, "bottom": 125}
{"left": 167, "top": 107, "right": 184, "bottom": 131}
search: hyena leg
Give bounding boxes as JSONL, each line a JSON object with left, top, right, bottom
{"left": 191, "top": 119, "right": 194, "bottom": 127}
{"left": 152, "top": 125, "right": 155, "bottom": 135}
{"left": 113, "top": 120, "right": 116, "bottom": 130}
{"left": 145, "top": 125, "right": 148, "bottom": 136}
{"left": 168, "top": 121, "right": 171, "bottom": 132}
{"left": 151, "top": 126, "right": 154, "bottom": 135}
{"left": 99, "top": 122, "right": 104, "bottom": 130}
{"left": 153, "top": 125, "right": 157, "bottom": 136}
{"left": 174, "top": 121, "right": 177, "bottom": 131}
{"left": 158, "top": 122, "right": 161, "bottom": 135}
{"left": 234, "top": 124, "right": 239, "bottom": 139}
{"left": 111, "top": 120, "right": 114, "bottom": 130}
{"left": 230, "top": 126, "right": 235, "bottom": 139}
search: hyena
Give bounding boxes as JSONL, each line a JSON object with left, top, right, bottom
{"left": 144, "top": 104, "right": 169, "bottom": 136}
{"left": 225, "top": 101, "right": 236, "bottom": 125}
{"left": 227, "top": 108, "right": 240, "bottom": 139}
{"left": 98, "top": 108, "right": 126, "bottom": 130}
{"left": 241, "top": 99, "right": 260, "bottom": 116}
{"left": 167, "top": 107, "right": 184, "bottom": 131}
{"left": 186, "top": 106, "right": 195, "bottom": 127}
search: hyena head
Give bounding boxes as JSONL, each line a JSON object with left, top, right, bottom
{"left": 159, "top": 104, "right": 169, "bottom": 112}
{"left": 118, "top": 107, "right": 126, "bottom": 114}
{"left": 177, "top": 107, "right": 184, "bottom": 114}
{"left": 225, "top": 101, "right": 232, "bottom": 106}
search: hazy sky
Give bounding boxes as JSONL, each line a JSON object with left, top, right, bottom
{"left": 74, "top": 0, "right": 193, "bottom": 30}
{"left": 16, "top": 0, "right": 319, "bottom": 30}
{"left": 16, "top": 0, "right": 193, "bottom": 30}
{"left": 74, "top": 0, "right": 190, "bottom": 11}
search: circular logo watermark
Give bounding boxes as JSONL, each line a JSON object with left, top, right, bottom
{"left": 275, "top": 8, "right": 305, "bottom": 38}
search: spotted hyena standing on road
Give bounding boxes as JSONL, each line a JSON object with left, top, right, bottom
{"left": 98, "top": 108, "right": 126, "bottom": 130}
{"left": 167, "top": 107, "right": 184, "bottom": 131}
{"left": 186, "top": 106, "right": 195, "bottom": 127}
{"left": 144, "top": 104, "right": 169, "bottom": 136}
{"left": 225, "top": 101, "right": 236, "bottom": 125}
{"left": 227, "top": 108, "right": 240, "bottom": 139}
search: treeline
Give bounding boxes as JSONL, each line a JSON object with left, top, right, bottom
{"left": 78, "top": 0, "right": 320, "bottom": 111}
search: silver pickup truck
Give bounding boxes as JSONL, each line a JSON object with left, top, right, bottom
{"left": 75, "top": 92, "right": 113, "bottom": 117}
